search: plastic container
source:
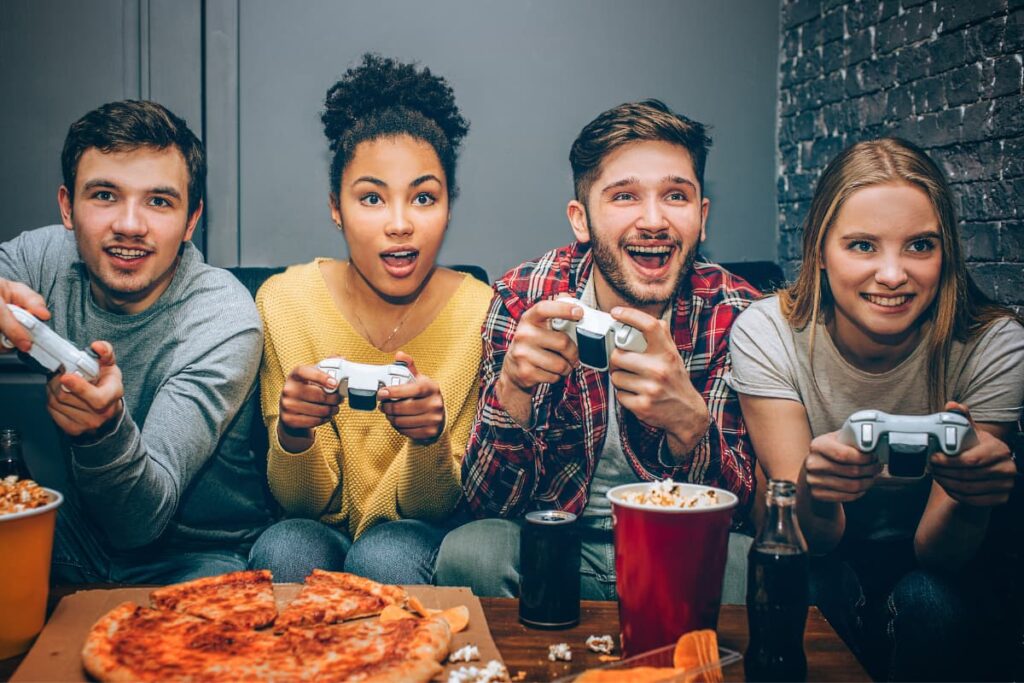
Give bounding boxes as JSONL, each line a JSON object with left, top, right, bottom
{"left": 559, "top": 643, "right": 743, "bottom": 682}
{"left": 608, "top": 483, "right": 738, "bottom": 657}
{"left": 0, "top": 487, "right": 62, "bottom": 658}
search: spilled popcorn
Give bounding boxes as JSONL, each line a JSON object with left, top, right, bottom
{"left": 585, "top": 634, "right": 615, "bottom": 654}
{"left": 548, "top": 643, "right": 572, "bottom": 661}
{"left": 446, "top": 660, "right": 510, "bottom": 683}
{"left": 449, "top": 644, "right": 480, "bottom": 663}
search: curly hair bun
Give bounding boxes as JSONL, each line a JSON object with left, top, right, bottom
{"left": 322, "top": 53, "right": 468, "bottom": 153}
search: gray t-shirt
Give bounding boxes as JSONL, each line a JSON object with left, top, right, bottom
{"left": 580, "top": 277, "right": 674, "bottom": 520}
{"left": 0, "top": 225, "right": 273, "bottom": 565}
{"left": 726, "top": 295, "right": 1024, "bottom": 541}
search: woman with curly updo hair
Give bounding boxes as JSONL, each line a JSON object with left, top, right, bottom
{"left": 249, "top": 54, "right": 493, "bottom": 584}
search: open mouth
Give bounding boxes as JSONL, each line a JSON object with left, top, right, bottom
{"left": 861, "top": 293, "right": 913, "bottom": 308}
{"left": 105, "top": 246, "right": 151, "bottom": 263}
{"left": 380, "top": 248, "right": 420, "bottom": 275}
{"left": 625, "top": 244, "right": 674, "bottom": 270}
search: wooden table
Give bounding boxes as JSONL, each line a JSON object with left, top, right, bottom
{"left": 0, "top": 595, "right": 869, "bottom": 681}
{"left": 483, "top": 599, "right": 868, "bottom": 682}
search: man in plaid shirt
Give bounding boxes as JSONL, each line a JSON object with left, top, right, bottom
{"left": 435, "top": 100, "right": 759, "bottom": 601}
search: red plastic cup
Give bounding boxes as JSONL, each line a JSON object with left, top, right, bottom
{"left": 608, "top": 482, "right": 738, "bottom": 657}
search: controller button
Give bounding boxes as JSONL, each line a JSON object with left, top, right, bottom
{"left": 940, "top": 413, "right": 968, "bottom": 425}
{"left": 860, "top": 424, "right": 873, "bottom": 445}
{"left": 945, "top": 427, "right": 958, "bottom": 449}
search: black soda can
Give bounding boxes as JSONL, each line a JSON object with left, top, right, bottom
{"left": 519, "top": 510, "right": 581, "bottom": 628}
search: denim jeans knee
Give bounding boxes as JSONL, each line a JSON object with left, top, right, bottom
{"left": 434, "top": 518, "right": 521, "bottom": 598}
{"left": 248, "top": 518, "right": 352, "bottom": 583}
{"left": 343, "top": 519, "right": 449, "bottom": 585}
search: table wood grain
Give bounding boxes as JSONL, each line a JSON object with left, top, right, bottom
{"left": 0, "top": 593, "right": 869, "bottom": 681}
{"left": 481, "top": 599, "right": 869, "bottom": 682}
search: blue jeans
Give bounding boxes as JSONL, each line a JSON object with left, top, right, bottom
{"left": 51, "top": 503, "right": 249, "bottom": 583}
{"left": 434, "top": 517, "right": 751, "bottom": 604}
{"left": 248, "top": 517, "right": 453, "bottom": 584}
{"left": 248, "top": 518, "right": 352, "bottom": 583}
{"left": 811, "top": 538, "right": 1012, "bottom": 681}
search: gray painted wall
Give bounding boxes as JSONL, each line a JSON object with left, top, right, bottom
{"left": 0, "top": 0, "right": 202, "bottom": 244}
{"left": 2, "top": 0, "right": 780, "bottom": 279}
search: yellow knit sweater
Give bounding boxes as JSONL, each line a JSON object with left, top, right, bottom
{"left": 255, "top": 259, "right": 493, "bottom": 539}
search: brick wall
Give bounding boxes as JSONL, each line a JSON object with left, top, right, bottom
{"left": 777, "top": 0, "right": 1024, "bottom": 310}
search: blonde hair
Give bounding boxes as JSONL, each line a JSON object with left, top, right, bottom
{"left": 779, "top": 137, "right": 1019, "bottom": 409}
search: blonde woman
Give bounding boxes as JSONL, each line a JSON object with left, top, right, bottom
{"left": 727, "top": 138, "right": 1024, "bottom": 680}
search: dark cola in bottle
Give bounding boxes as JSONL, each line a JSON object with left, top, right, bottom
{"left": 745, "top": 479, "right": 809, "bottom": 682}
{"left": 0, "top": 428, "right": 31, "bottom": 479}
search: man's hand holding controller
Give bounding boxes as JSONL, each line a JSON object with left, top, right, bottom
{"left": 498, "top": 296, "right": 710, "bottom": 458}
{"left": 1, "top": 281, "right": 123, "bottom": 440}
{"left": 495, "top": 298, "right": 583, "bottom": 426}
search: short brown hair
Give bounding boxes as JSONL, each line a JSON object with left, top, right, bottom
{"left": 569, "top": 99, "right": 712, "bottom": 202}
{"left": 61, "top": 100, "right": 206, "bottom": 216}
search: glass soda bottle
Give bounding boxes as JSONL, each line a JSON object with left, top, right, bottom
{"left": 745, "top": 479, "right": 809, "bottom": 682}
{"left": 0, "top": 428, "right": 31, "bottom": 479}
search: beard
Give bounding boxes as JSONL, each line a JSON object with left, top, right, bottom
{"left": 588, "top": 222, "right": 696, "bottom": 308}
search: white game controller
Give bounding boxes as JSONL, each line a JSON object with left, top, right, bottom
{"left": 315, "top": 357, "right": 415, "bottom": 411}
{"left": 838, "top": 409, "right": 979, "bottom": 478}
{"left": 549, "top": 296, "right": 648, "bottom": 371}
{"left": 1, "top": 304, "right": 100, "bottom": 382}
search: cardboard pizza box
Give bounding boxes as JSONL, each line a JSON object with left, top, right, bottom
{"left": 12, "top": 584, "right": 503, "bottom": 681}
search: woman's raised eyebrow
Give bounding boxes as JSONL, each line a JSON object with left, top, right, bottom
{"left": 351, "top": 175, "right": 386, "bottom": 187}
{"left": 410, "top": 174, "right": 442, "bottom": 187}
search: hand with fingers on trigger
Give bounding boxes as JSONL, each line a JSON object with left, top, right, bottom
{"left": 607, "top": 306, "right": 709, "bottom": 457}
{"left": 805, "top": 429, "right": 883, "bottom": 503}
{"left": 495, "top": 298, "right": 582, "bottom": 424}
{"left": 46, "top": 340, "right": 124, "bottom": 439}
{"left": 377, "top": 351, "right": 445, "bottom": 443}
{"left": 277, "top": 362, "right": 343, "bottom": 452}
{"left": 0, "top": 278, "right": 51, "bottom": 353}
{"left": 930, "top": 401, "right": 1017, "bottom": 507}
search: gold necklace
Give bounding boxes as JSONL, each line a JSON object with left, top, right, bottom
{"left": 344, "top": 265, "right": 419, "bottom": 350}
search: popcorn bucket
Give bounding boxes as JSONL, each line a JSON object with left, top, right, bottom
{"left": 608, "top": 482, "right": 737, "bottom": 657}
{"left": 0, "top": 487, "right": 62, "bottom": 658}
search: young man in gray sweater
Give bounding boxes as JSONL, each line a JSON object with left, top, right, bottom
{"left": 0, "top": 100, "right": 274, "bottom": 583}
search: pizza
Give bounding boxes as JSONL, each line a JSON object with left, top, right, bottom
{"left": 276, "top": 569, "right": 408, "bottom": 629}
{"left": 149, "top": 569, "right": 277, "bottom": 629}
{"left": 81, "top": 570, "right": 453, "bottom": 682}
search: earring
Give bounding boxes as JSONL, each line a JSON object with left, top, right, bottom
{"left": 334, "top": 221, "right": 343, "bottom": 232}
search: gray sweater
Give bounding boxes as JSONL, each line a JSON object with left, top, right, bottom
{"left": 0, "top": 225, "right": 273, "bottom": 555}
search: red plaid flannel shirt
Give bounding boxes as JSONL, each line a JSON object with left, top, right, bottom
{"left": 462, "top": 242, "right": 759, "bottom": 522}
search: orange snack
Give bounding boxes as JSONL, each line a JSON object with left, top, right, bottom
{"left": 673, "top": 629, "right": 717, "bottom": 670}
{"left": 439, "top": 605, "right": 470, "bottom": 633}
{"left": 575, "top": 667, "right": 679, "bottom": 683}
{"left": 378, "top": 604, "right": 416, "bottom": 623}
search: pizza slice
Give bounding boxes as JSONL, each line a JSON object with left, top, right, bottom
{"left": 82, "top": 602, "right": 296, "bottom": 682}
{"left": 280, "top": 613, "right": 451, "bottom": 682}
{"left": 149, "top": 569, "right": 278, "bottom": 629}
{"left": 276, "top": 569, "right": 408, "bottom": 630}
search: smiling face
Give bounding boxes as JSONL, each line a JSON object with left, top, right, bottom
{"left": 821, "top": 181, "right": 942, "bottom": 357}
{"left": 330, "top": 135, "right": 449, "bottom": 302}
{"left": 567, "top": 140, "right": 708, "bottom": 315}
{"left": 58, "top": 145, "right": 201, "bottom": 314}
